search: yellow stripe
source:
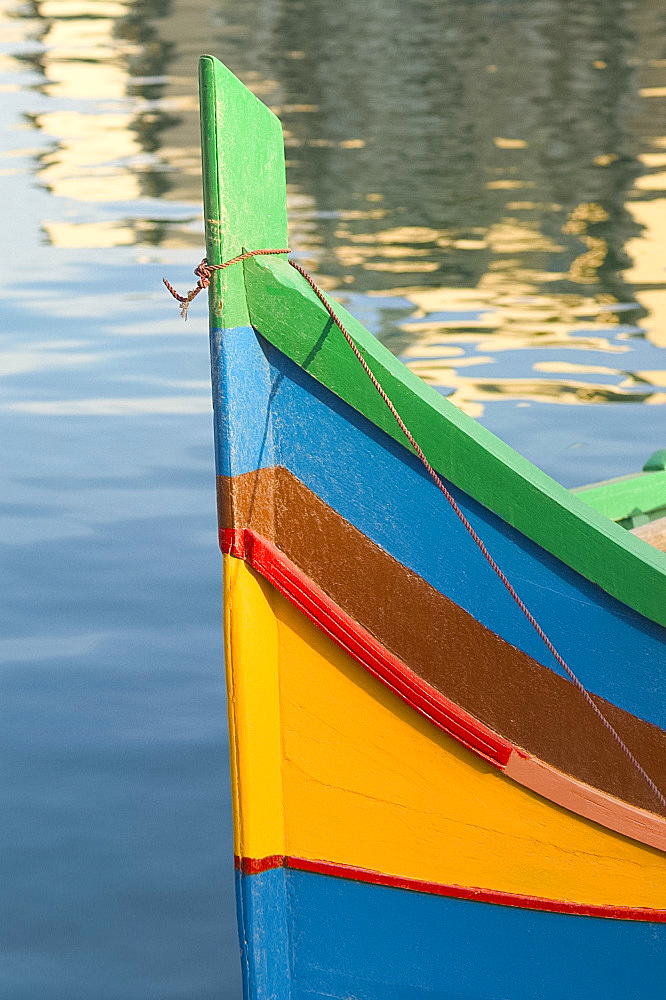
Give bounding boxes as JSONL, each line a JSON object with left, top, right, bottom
{"left": 224, "top": 556, "right": 666, "bottom": 908}
{"left": 224, "top": 554, "right": 285, "bottom": 860}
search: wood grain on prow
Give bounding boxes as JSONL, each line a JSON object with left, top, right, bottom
{"left": 632, "top": 516, "right": 666, "bottom": 554}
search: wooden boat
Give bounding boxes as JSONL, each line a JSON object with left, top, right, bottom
{"left": 198, "top": 55, "right": 666, "bottom": 1000}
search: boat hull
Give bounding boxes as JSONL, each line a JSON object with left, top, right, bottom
{"left": 224, "top": 552, "right": 665, "bottom": 912}
{"left": 199, "top": 54, "right": 666, "bottom": 1000}
{"left": 236, "top": 864, "right": 666, "bottom": 1000}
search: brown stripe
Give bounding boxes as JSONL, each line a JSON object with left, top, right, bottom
{"left": 226, "top": 526, "right": 666, "bottom": 848}
{"left": 218, "top": 468, "right": 666, "bottom": 815}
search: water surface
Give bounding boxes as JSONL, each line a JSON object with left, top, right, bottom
{"left": 0, "top": 1, "right": 665, "bottom": 997}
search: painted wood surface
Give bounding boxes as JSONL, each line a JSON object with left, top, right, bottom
{"left": 243, "top": 255, "right": 666, "bottom": 627}
{"left": 200, "top": 55, "right": 666, "bottom": 1000}
{"left": 224, "top": 553, "right": 666, "bottom": 909}
{"left": 644, "top": 448, "right": 666, "bottom": 471}
{"left": 222, "top": 530, "right": 666, "bottom": 849}
{"left": 219, "top": 473, "right": 666, "bottom": 819}
{"left": 574, "top": 469, "right": 666, "bottom": 524}
{"left": 235, "top": 865, "right": 290, "bottom": 1000}
{"left": 237, "top": 855, "right": 666, "bottom": 922}
{"left": 199, "top": 53, "right": 666, "bottom": 628}
{"left": 199, "top": 55, "right": 288, "bottom": 330}
{"left": 632, "top": 515, "right": 666, "bottom": 553}
{"left": 236, "top": 867, "right": 666, "bottom": 1000}
{"left": 212, "top": 323, "right": 666, "bottom": 733}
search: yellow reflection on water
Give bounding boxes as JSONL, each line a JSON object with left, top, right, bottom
{"left": 625, "top": 138, "right": 666, "bottom": 348}
{"left": 408, "top": 370, "right": 666, "bottom": 419}
{"left": 10, "top": 0, "right": 208, "bottom": 247}
{"left": 37, "top": 111, "right": 142, "bottom": 202}
{"left": 44, "top": 220, "right": 139, "bottom": 247}
{"left": 2, "top": 0, "right": 665, "bottom": 421}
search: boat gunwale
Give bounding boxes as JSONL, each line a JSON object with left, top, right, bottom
{"left": 239, "top": 252, "right": 666, "bottom": 629}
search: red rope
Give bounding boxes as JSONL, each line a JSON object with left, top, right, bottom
{"left": 165, "top": 249, "right": 666, "bottom": 814}
{"left": 163, "top": 249, "right": 291, "bottom": 319}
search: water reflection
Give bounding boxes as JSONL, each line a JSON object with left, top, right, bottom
{"left": 9, "top": 0, "right": 665, "bottom": 415}
{"left": 7, "top": 394, "right": 212, "bottom": 415}
{"left": 1, "top": 3, "right": 666, "bottom": 997}
{"left": 268, "top": 0, "right": 666, "bottom": 416}
{"left": 9, "top": 0, "right": 201, "bottom": 246}
{"left": 3, "top": 2, "right": 664, "bottom": 398}
{"left": 408, "top": 369, "right": 666, "bottom": 420}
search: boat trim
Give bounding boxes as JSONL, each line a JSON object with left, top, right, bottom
{"left": 234, "top": 854, "right": 666, "bottom": 923}
{"left": 242, "top": 257, "right": 666, "bottom": 628}
{"left": 221, "top": 526, "right": 666, "bottom": 853}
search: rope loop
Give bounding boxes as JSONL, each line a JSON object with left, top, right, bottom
{"left": 163, "top": 249, "right": 290, "bottom": 319}
{"left": 163, "top": 248, "right": 666, "bottom": 813}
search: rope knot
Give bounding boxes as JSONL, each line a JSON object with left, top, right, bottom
{"left": 163, "top": 248, "right": 291, "bottom": 320}
{"left": 193, "top": 259, "right": 213, "bottom": 288}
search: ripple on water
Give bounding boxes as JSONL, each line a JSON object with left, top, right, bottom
{"left": 0, "top": 0, "right": 665, "bottom": 997}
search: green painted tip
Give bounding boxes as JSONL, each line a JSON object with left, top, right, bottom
{"left": 198, "top": 54, "right": 288, "bottom": 328}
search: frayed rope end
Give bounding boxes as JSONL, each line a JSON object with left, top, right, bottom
{"left": 162, "top": 249, "right": 291, "bottom": 320}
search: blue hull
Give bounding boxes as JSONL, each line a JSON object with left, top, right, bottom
{"left": 236, "top": 867, "right": 666, "bottom": 1000}
{"left": 212, "top": 323, "right": 665, "bottom": 727}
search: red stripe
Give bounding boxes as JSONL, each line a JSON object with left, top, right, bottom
{"left": 234, "top": 854, "right": 666, "bottom": 923}
{"left": 235, "top": 854, "right": 284, "bottom": 875}
{"left": 220, "top": 526, "right": 512, "bottom": 767}
{"left": 220, "top": 527, "right": 245, "bottom": 559}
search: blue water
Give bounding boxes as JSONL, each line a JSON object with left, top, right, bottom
{"left": 0, "top": 1, "right": 665, "bottom": 997}
{"left": 0, "top": 254, "right": 237, "bottom": 997}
